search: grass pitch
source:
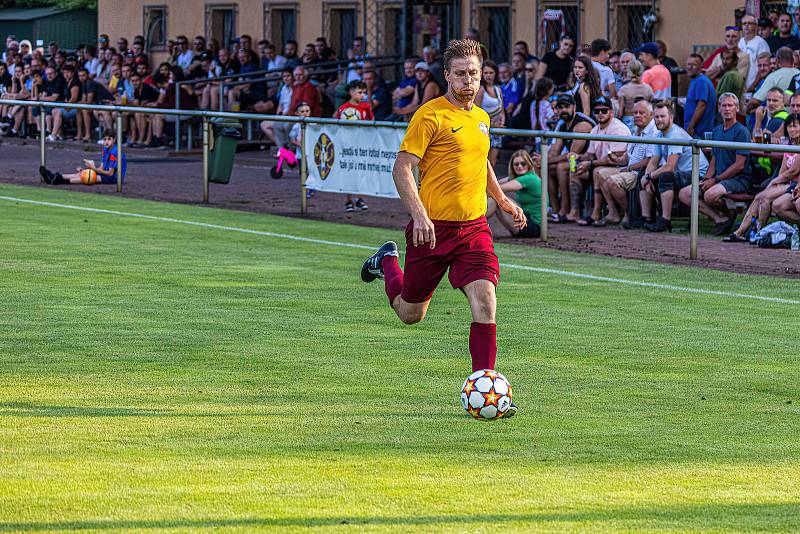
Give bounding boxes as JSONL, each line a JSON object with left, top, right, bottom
{"left": 1, "top": 183, "right": 799, "bottom": 533}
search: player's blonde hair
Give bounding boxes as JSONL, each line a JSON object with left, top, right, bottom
{"left": 443, "top": 39, "right": 483, "bottom": 71}
{"left": 507, "top": 150, "right": 535, "bottom": 179}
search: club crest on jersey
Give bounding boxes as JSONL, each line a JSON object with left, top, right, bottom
{"left": 478, "top": 122, "right": 489, "bottom": 136}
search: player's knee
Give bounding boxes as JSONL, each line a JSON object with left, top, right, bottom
{"left": 399, "top": 309, "right": 425, "bottom": 325}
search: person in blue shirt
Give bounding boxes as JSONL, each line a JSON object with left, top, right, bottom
{"left": 642, "top": 101, "right": 709, "bottom": 232}
{"left": 498, "top": 62, "right": 521, "bottom": 115}
{"left": 39, "top": 130, "right": 127, "bottom": 185}
{"left": 684, "top": 54, "right": 717, "bottom": 138}
{"left": 680, "top": 92, "right": 751, "bottom": 236}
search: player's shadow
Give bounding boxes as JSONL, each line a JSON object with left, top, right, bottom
{"left": 0, "top": 503, "right": 798, "bottom": 531}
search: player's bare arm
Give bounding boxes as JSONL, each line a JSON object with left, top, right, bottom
{"left": 486, "top": 162, "right": 526, "bottom": 229}
{"left": 392, "top": 151, "right": 436, "bottom": 248}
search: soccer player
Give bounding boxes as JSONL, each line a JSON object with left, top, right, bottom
{"left": 39, "top": 130, "right": 126, "bottom": 185}
{"left": 360, "top": 39, "right": 525, "bottom": 417}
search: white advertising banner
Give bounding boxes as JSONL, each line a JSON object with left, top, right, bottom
{"left": 303, "top": 123, "right": 404, "bottom": 198}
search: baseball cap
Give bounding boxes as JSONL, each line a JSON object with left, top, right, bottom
{"left": 592, "top": 96, "right": 613, "bottom": 110}
{"left": 758, "top": 17, "right": 773, "bottom": 27}
{"left": 556, "top": 93, "right": 575, "bottom": 106}
{"left": 414, "top": 61, "right": 429, "bottom": 71}
{"left": 635, "top": 42, "right": 659, "bottom": 57}
{"left": 199, "top": 51, "right": 212, "bottom": 62}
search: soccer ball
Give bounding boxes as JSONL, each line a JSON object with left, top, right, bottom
{"left": 460, "top": 369, "right": 513, "bottom": 420}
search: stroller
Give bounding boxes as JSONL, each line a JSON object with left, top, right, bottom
{"left": 270, "top": 146, "right": 298, "bottom": 179}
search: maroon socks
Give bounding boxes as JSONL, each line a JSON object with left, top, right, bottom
{"left": 469, "top": 322, "right": 497, "bottom": 371}
{"left": 381, "top": 255, "right": 403, "bottom": 307}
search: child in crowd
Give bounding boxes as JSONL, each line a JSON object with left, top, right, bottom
{"left": 40, "top": 129, "right": 126, "bottom": 185}
{"left": 334, "top": 80, "right": 371, "bottom": 212}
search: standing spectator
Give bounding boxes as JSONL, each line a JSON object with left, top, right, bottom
{"left": 739, "top": 15, "right": 771, "bottom": 90}
{"left": 509, "top": 60, "right": 538, "bottom": 129}
{"left": 464, "top": 27, "right": 490, "bottom": 62}
{"left": 116, "top": 37, "right": 129, "bottom": 56}
{"left": 618, "top": 51, "right": 634, "bottom": 86}
{"left": 289, "top": 65, "right": 321, "bottom": 117}
{"left": 567, "top": 96, "right": 630, "bottom": 225}
{"left": 758, "top": 18, "right": 775, "bottom": 41}
{"left": 746, "top": 47, "right": 798, "bottom": 114}
{"left": 334, "top": 80, "right": 371, "bottom": 212}
{"left": 497, "top": 62, "right": 520, "bottom": 115}
{"left": 617, "top": 59, "right": 653, "bottom": 131}
{"left": 680, "top": 92, "right": 750, "bottom": 235}
{"left": 637, "top": 42, "right": 671, "bottom": 99}
{"left": 768, "top": 12, "right": 800, "bottom": 52}
{"left": 609, "top": 51, "right": 623, "bottom": 90}
{"left": 475, "top": 60, "right": 504, "bottom": 167}
{"left": 536, "top": 33, "right": 575, "bottom": 90}
{"left": 393, "top": 62, "right": 439, "bottom": 119}
{"left": 97, "top": 34, "right": 109, "bottom": 53}
{"left": 715, "top": 49, "right": 745, "bottom": 103}
{"left": 47, "top": 41, "right": 59, "bottom": 60}
{"left": 260, "top": 68, "right": 293, "bottom": 146}
{"left": 642, "top": 102, "right": 709, "bottom": 232}
{"left": 513, "top": 41, "right": 536, "bottom": 62}
{"left": 747, "top": 52, "right": 772, "bottom": 99}
{"left": 704, "top": 26, "right": 750, "bottom": 82}
{"left": 590, "top": 39, "right": 617, "bottom": 98}
{"left": 510, "top": 52, "right": 526, "bottom": 85}
{"left": 314, "top": 37, "right": 336, "bottom": 62}
{"left": 284, "top": 40, "right": 300, "bottom": 68}
{"left": 684, "top": 54, "right": 716, "bottom": 138}
{"left": 602, "top": 99, "right": 659, "bottom": 226}
{"left": 656, "top": 40, "right": 679, "bottom": 92}
{"left": 363, "top": 69, "right": 390, "bottom": 120}
{"left": 530, "top": 77, "right": 555, "bottom": 131}
{"left": 546, "top": 94, "right": 595, "bottom": 222}
{"left": 569, "top": 55, "right": 602, "bottom": 117}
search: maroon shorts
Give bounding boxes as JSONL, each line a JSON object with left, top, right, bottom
{"left": 401, "top": 216, "right": 500, "bottom": 304}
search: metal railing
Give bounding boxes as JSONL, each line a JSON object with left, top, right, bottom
{"left": 4, "top": 97, "right": 796, "bottom": 260}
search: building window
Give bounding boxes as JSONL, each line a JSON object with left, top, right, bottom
{"left": 609, "top": 1, "right": 657, "bottom": 51}
{"left": 537, "top": 0, "right": 581, "bottom": 55}
{"left": 379, "top": 5, "right": 402, "bottom": 57}
{"left": 475, "top": 2, "right": 513, "bottom": 63}
{"left": 265, "top": 3, "right": 298, "bottom": 46}
{"left": 206, "top": 4, "right": 238, "bottom": 50}
{"left": 143, "top": 5, "right": 167, "bottom": 51}
{"left": 323, "top": 3, "right": 358, "bottom": 58}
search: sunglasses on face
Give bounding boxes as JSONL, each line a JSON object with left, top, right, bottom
{"left": 525, "top": 68, "right": 535, "bottom": 72}
{"left": 593, "top": 108, "right": 611, "bottom": 114}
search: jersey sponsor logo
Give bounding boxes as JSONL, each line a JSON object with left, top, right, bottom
{"left": 313, "top": 133, "right": 335, "bottom": 180}
{"left": 451, "top": 126, "right": 464, "bottom": 133}
{"left": 478, "top": 122, "right": 489, "bottom": 136}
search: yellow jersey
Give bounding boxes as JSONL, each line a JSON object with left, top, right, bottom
{"left": 399, "top": 96, "right": 491, "bottom": 221}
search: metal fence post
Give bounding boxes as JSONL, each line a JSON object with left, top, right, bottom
{"left": 539, "top": 136, "right": 549, "bottom": 241}
{"left": 690, "top": 144, "right": 700, "bottom": 260}
{"left": 39, "top": 105, "right": 46, "bottom": 169}
{"left": 116, "top": 113, "right": 123, "bottom": 193}
{"left": 202, "top": 116, "right": 209, "bottom": 203}
{"left": 219, "top": 83, "right": 225, "bottom": 112}
{"left": 300, "top": 121, "right": 308, "bottom": 216}
{"left": 175, "top": 82, "right": 181, "bottom": 152}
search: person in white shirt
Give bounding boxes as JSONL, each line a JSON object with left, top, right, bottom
{"left": 739, "top": 14, "right": 771, "bottom": 89}
{"left": 260, "top": 68, "right": 294, "bottom": 147}
{"left": 590, "top": 38, "right": 617, "bottom": 98}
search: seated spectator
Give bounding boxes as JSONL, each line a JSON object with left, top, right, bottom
{"left": 260, "top": 68, "right": 293, "bottom": 146}
{"left": 262, "top": 42, "right": 287, "bottom": 71}
{"left": 289, "top": 65, "right": 321, "bottom": 117}
{"left": 758, "top": 17, "right": 775, "bottom": 41}
{"left": 547, "top": 94, "right": 595, "bottom": 222}
{"left": 129, "top": 71, "right": 159, "bottom": 147}
{"left": 513, "top": 40, "right": 536, "bottom": 63}
{"left": 746, "top": 47, "right": 798, "bottom": 113}
{"left": 171, "top": 35, "right": 194, "bottom": 73}
{"left": 536, "top": 33, "right": 575, "bottom": 90}
{"left": 704, "top": 26, "right": 750, "bottom": 83}
{"left": 135, "top": 59, "right": 156, "bottom": 88}
{"left": 752, "top": 87, "right": 789, "bottom": 182}
{"left": 601, "top": 99, "right": 658, "bottom": 226}
{"left": 725, "top": 112, "right": 800, "bottom": 242}
{"left": 678, "top": 93, "right": 750, "bottom": 235}
{"left": 388, "top": 58, "right": 417, "bottom": 121}
{"left": 200, "top": 47, "right": 238, "bottom": 111}
{"left": 40, "top": 129, "right": 126, "bottom": 185}
{"left": 151, "top": 66, "right": 197, "bottom": 148}
{"left": 715, "top": 49, "right": 745, "bottom": 103}
{"left": 283, "top": 40, "right": 300, "bottom": 68}
{"left": 363, "top": 69, "right": 390, "bottom": 121}
{"left": 642, "top": 101, "right": 709, "bottom": 232}
{"left": 392, "top": 62, "right": 439, "bottom": 119}
{"left": 637, "top": 42, "right": 671, "bottom": 99}
{"left": 609, "top": 51, "right": 622, "bottom": 89}
{"left": 567, "top": 96, "right": 630, "bottom": 225}
{"left": 590, "top": 39, "right": 617, "bottom": 98}
{"left": 530, "top": 77, "right": 555, "bottom": 131}
{"left": 83, "top": 45, "right": 100, "bottom": 76}
{"left": 740, "top": 15, "right": 772, "bottom": 90}
{"left": 50, "top": 65, "right": 81, "bottom": 142}
{"left": 684, "top": 53, "right": 716, "bottom": 138}
{"left": 568, "top": 55, "right": 602, "bottom": 118}
{"left": 79, "top": 66, "right": 114, "bottom": 137}
{"left": 497, "top": 62, "right": 520, "bottom": 115}
{"left": 767, "top": 12, "right": 800, "bottom": 53}
{"left": 94, "top": 47, "right": 114, "bottom": 87}
{"left": 422, "top": 45, "right": 445, "bottom": 92}
{"left": 30, "top": 65, "right": 62, "bottom": 138}
{"left": 617, "top": 59, "right": 653, "bottom": 131}
{"left": 0, "top": 63, "right": 30, "bottom": 137}
{"left": 334, "top": 80, "right": 371, "bottom": 212}
{"left": 772, "top": 173, "right": 800, "bottom": 223}
{"left": 227, "top": 47, "right": 265, "bottom": 112}
{"left": 618, "top": 51, "right": 634, "bottom": 88}
{"left": 475, "top": 60, "right": 504, "bottom": 167}
{"left": 487, "top": 149, "right": 542, "bottom": 238}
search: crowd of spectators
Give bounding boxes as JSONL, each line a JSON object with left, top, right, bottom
{"left": 2, "top": 15, "right": 800, "bottom": 227}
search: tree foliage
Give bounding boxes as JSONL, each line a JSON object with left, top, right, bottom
{"left": 0, "top": 0, "right": 96, "bottom": 9}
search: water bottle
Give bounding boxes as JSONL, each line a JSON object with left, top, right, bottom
{"left": 748, "top": 216, "right": 758, "bottom": 242}
{"left": 792, "top": 226, "right": 800, "bottom": 251}
{"left": 568, "top": 154, "right": 577, "bottom": 173}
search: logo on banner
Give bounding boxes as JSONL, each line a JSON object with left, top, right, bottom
{"left": 314, "top": 133, "right": 335, "bottom": 180}
{"left": 478, "top": 122, "right": 489, "bottom": 136}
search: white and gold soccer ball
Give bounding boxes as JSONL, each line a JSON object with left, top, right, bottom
{"left": 460, "top": 369, "right": 513, "bottom": 420}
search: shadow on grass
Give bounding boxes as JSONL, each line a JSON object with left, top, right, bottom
{"left": 0, "top": 402, "right": 173, "bottom": 417}
{"left": 1, "top": 503, "right": 798, "bottom": 531}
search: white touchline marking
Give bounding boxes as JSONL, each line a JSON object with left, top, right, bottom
{"left": 2, "top": 194, "right": 798, "bottom": 306}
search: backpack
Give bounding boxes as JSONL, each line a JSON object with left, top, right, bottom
{"left": 752, "top": 221, "right": 797, "bottom": 248}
